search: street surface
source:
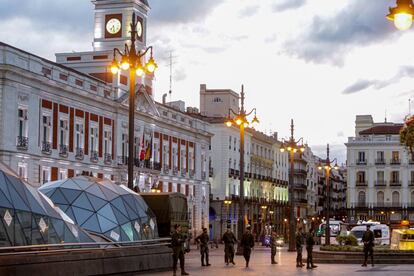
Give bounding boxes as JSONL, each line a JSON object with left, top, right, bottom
{"left": 150, "top": 245, "right": 414, "bottom": 276}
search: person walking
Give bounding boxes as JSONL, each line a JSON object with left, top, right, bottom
{"left": 295, "top": 227, "right": 304, "bottom": 268}
{"left": 241, "top": 225, "right": 255, "bottom": 268}
{"left": 195, "top": 228, "right": 211, "bottom": 267}
{"left": 222, "top": 225, "right": 237, "bottom": 265}
{"left": 361, "top": 224, "right": 374, "bottom": 267}
{"left": 270, "top": 229, "right": 278, "bottom": 264}
{"left": 306, "top": 228, "right": 317, "bottom": 269}
{"left": 171, "top": 224, "right": 189, "bottom": 276}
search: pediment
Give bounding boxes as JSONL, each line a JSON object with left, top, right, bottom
{"left": 120, "top": 84, "right": 160, "bottom": 117}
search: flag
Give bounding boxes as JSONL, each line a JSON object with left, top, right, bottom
{"left": 139, "top": 135, "right": 145, "bottom": 160}
{"left": 145, "top": 134, "right": 152, "bottom": 161}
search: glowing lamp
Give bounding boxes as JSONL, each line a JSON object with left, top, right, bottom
{"left": 243, "top": 122, "right": 249, "bottom": 128}
{"left": 394, "top": 12, "right": 413, "bottom": 30}
{"left": 318, "top": 166, "right": 322, "bottom": 170}
{"left": 300, "top": 147, "right": 305, "bottom": 153}
{"left": 386, "top": 1, "right": 414, "bottom": 30}
{"left": 287, "top": 146, "right": 292, "bottom": 151}
{"left": 110, "top": 59, "right": 119, "bottom": 74}
{"left": 120, "top": 56, "right": 130, "bottom": 70}
{"left": 136, "top": 66, "right": 145, "bottom": 77}
{"left": 146, "top": 56, "right": 158, "bottom": 73}
{"left": 225, "top": 121, "right": 232, "bottom": 127}
{"left": 280, "top": 148, "right": 285, "bottom": 153}
{"left": 236, "top": 118, "right": 243, "bottom": 126}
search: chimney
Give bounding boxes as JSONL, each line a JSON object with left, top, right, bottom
{"left": 162, "top": 93, "right": 167, "bottom": 104}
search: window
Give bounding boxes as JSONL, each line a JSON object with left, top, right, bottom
{"left": 356, "top": 171, "right": 366, "bottom": 183}
{"left": 18, "top": 108, "right": 28, "bottom": 137}
{"left": 392, "top": 191, "right": 400, "bottom": 204}
{"left": 358, "top": 151, "right": 366, "bottom": 162}
{"left": 59, "top": 169, "right": 67, "bottom": 180}
{"left": 180, "top": 149, "right": 186, "bottom": 170}
{"left": 59, "top": 119, "right": 68, "bottom": 146}
{"left": 377, "top": 191, "right": 384, "bottom": 204}
{"left": 121, "top": 134, "right": 128, "bottom": 157}
{"left": 391, "top": 171, "right": 400, "bottom": 183}
{"left": 376, "top": 151, "right": 384, "bottom": 161}
{"left": 376, "top": 171, "right": 384, "bottom": 183}
{"left": 75, "top": 122, "right": 84, "bottom": 149}
{"left": 104, "top": 130, "right": 112, "bottom": 155}
{"left": 229, "top": 136, "right": 232, "bottom": 150}
{"left": 17, "top": 162, "right": 27, "bottom": 180}
{"left": 90, "top": 126, "right": 98, "bottom": 152}
{"left": 411, "top": 171, "right": 414, "bottom": 183}
{"left": 358, "top": 191, "right": 366, "bottom": 204}
{"left": 213, "top": 97, "right": 222, "bottom": 103}
{"left": 163, "top": 145, "right": 169, "bottom": 166}
{"left": 392, "top": 151, "right": 400, "bottom": 163}
{"left": 42, "top": 114, "right": 51, "bottom": 142}
{"left": 42, "top": 167, "right": 50, "bottom": 184}
{"left": 173, "top": 148, "right": 178, "bottom": 168}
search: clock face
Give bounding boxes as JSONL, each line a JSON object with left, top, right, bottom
{"left": 136, "top": 21, "right": 143, "bottom": 38}
{"left": 106, "top": 18, "right": 121, "bottom": 34}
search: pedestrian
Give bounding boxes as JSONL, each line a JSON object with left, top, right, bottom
{"left": 241, "top": 225, "right": 255, "bottom": 268}
{"left": 222, "top": 225, "right": 237, "bottom": 265}
{"left": 306, "top": 228, "right": 317, "bottom": 269}
{"left": 195, "top": 227, "right": 211, "bottom": 267}
{"left": 295, "top": 227, "right": 304, "bottom": 268}
{"left": 361, "top": 224, "right": 374, "bottom": 267}
{"left": 270, "top": 229, "right": 278, "bottom": 264}
{"left": 171, "top": 224, "right": 189, "bottom": 276}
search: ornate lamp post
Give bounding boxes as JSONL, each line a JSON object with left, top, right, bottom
{"left": 224, "top": 85, "right": 259, "bottom": 248}
{"left": 386, "top": 0, "right": 414, "bottom": 30}
{"left": 110, "top": 13, "right": 158, "bottom": 190}
{"left": 317, "top": 144, "right": 339, "bottom": 246}
{"left": 280, "top": 119, "right": 305, "bottom": 251}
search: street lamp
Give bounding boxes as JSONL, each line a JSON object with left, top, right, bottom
{"left": 110, "top": 12, "right": 158, "bottom": 190}
{"left": 317, "top": 144, "right": 339, "bottom": 246}
{"left": 280, "top": 119, "right": 305, "bottom": 252}
{"left": 386, "top": 0, "right": 414, "bottom": 30}
{"left": 224, "top": 85, "right": 259, "bottom": 247}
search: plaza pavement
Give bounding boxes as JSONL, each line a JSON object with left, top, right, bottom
{"left": 150, "top": 244, "right": 414, "bottom": 276}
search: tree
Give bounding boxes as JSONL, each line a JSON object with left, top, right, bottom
{"left": 400, "top": 118, "right": 414, "bottom": 154}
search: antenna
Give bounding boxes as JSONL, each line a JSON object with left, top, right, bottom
{"left": 385, "top": 109, "right": 387, "bottom": 123}
{"left": 168, "top": 52, "right": 178, "bottom": 101}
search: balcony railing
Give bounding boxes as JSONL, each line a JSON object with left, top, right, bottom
{"left": 356, "top": 181, "right": 367, "bottom": 187}
{"left": 294, "top": 169, "right": 307, "bottom": 175}
{"left": 90, "top": 150, "right": 98, "bottom": 163}
{"left": 389, "top": 180, "right": 401, "bottom": 187}
{"left": 41, "top": 141, "right": 52, "bottom": 154}
{"left": 17, "top": 136, "right": 28, "bottom": 150}
{"left": 163, "top": 166, "right": 169, "bottom": 174}
{"left": 201, "top": 171, "right": 206, "bottom": 180}
{"left": 189, "top": 169, "right": 195, "bottom": 179}
{"left": 372, "top": 202, "right": 402, "bottom": 208}
{"left": 356, "top": 159, "right": 367, "bottom": 165}
{"left": 173, "top": 166, "right": 179, "bottom": 176}
{"left": 104, "top": 153, "right": 112, "bottom": 165}
{"left": 59, "top": 144, "right": 68, "bottom": 157}
{"left": 181, "top": 170, "right": 187, "bottom": 177}
{"left": 375, "top": 159, "right": 386, "bottom": 165}
{"left": 374, "top": 180, "right": 387, "bottom": 187}
{"left": 390, "top": 159, "right": 401, "bottom": 165}
{"left": 75, "top": 148, "right": 84, "bottom": 160}
{"left": 117, "top": 156, "right": 127, "bottom": 165}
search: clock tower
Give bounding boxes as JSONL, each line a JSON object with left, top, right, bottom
{"left": 92, "top": 0, "right": 149, "bottom": 52}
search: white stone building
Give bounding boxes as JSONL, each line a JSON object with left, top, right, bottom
{"left": 346, "top": 115, "right": 414, "bottom": 225}
{"left": 0, "top": 0, "right": 212, "bottom": 234}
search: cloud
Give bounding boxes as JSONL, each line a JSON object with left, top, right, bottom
{"left": 264, "top": 33, "right": 277, "bottom": 43}
{"left": 337, "top": 131, "right": 345, "bottom": 137}
{"left": 149, "top": 0, "right": 224, "bottom": 25}
{"left": 311, "top": 144, "right": 347, "bottom": 165}
{"left": 272, "top": 0, "right": 306, "bottom": 12}
{"left": 342, "top": 66, "right": 414, "bottom": 94}
{"left": 173, "top": 69, "right": 187, "bottom": 82}
{"left": 238, "top": 5, "right": 260, "bottom": 18}
{"left": 284, "top": 0, "right": 398, "bottom": 65}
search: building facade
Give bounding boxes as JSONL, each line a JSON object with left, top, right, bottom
{"left": 0, "top": 0, "right": 211, "bottom": 235}
{"left": 346, "top": 115, "right": 414, "bottom": 226}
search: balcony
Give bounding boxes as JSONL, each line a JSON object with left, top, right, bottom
{"left": 201, "top": 171, "right": 206, "bottom": 180}
{"left": 375, "top": 159, "right": 386, "bottom": 165}
{"left": 163, "top": 166, "right": 169, "bottom": 174}
{"left": 372, "top": 202, "right": 402, "bottom": 208}
{"left": 294, "top": 169, "right": 307, "bottom": 175}
{"left": 189, "top": 169, "right": 195, "bottom": 179}
{"left": 75, "top": 148, "right": 84, "bottom": 160}
{"left": 209, "top": 167, "right": 213, "bottom": 177}
{"left": 389, "top": 180, "right": 401, "bottom": 187}
{"left": 117, "top": 156, "right": 127, "bottom": 165}
{"left": 390, "top": 159, "right": 401, "bottom": 165}
{"left": 374, "top": 180, "right": 387, "bottom": 187}
{"left": 294, "top": 183, "right": 307, "bottom": 190}
{"left": 59, "top": 144, "right": 68, "bottom": 157}
{"left": 173, "top": 166, "right": 179, "bottom": 176}
{"left": 90, "top": 150, "right": 98, "bottom": 163}
{"left": 356, "top": 159, "right": 367, "bottom": 165}
{"left": 356, "top": 181, "right": 367, "bottom": 187}
{"left": 16, "top": 136, "right": 28, "bottom": 150}
{"left": 41, "top": 141, "right": 52, "bottom": 155}
{"left": 104, "top": 153, "right": 112, "bottom": 165}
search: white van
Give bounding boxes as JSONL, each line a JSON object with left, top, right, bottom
{"left": 350, "top": 222, "right": 390, "bottom": 245}
{"left": 319, "top": 220, "right": 344, "bottom": 245}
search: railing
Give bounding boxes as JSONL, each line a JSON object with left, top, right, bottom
{"left": 41, "top": 141, "right": 52, "bottom": 154}
{"left": 90, "top": 150, "right": 98, "bottom": 163}
{"left": 356, "top": 181, "right": 367, "bottom": 187}
{"left": 104, "top": 153, "right": 112, "bottom": 165}
{"left": 173, "top": 166, "right": 178, "bottom": 176}
{"left": 294, "top": 183, "right": 307, "bottom": 190}
{"left": 390, "top": 159, "right": 401, "bottom": 165}
{"left": 389, "top": 180, "right": 401, "bottom": 186}
{"left": 356, "top": 160, "right": 367, "bottom": 165}
{"left": 181, "top": 170, "right": 187, "bottom": 177}
{"left": 75, "top": 148, "right": 84, "bottom": 160}
{"left": 375, "top": 159, "right": 386, "bottom": 165}
{"left": 189, "top": 169, "right": 195, "bottom": 178}
{"left": 294, "top": 169, "right": 307, "bottom": 175}
{"left": 59, "top": 144, "right": 68, "bottom": 157}
{"left": 374, "top": 180, "right": 387, "bottom": 187}
{"left": 117, "top": 155, "right": 127, "bottom": 165}
{"left": 372, "top": 202, "right": 402, "bottom": 208}
{"left": 163, "top": 166, "right": 169, "bottom": 174}
{"left": 201, "top": 171, "right": 206, "bottom": 180}
{"left": 16, "top": 136, "right": 28, "bottom": 150}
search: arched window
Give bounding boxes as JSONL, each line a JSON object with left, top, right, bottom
{"left": 358, "top": 191, "right": 366, "bottom": 204}
{"left": 392, "top": 191, "right": 400, "bottom": 205}
{"left": 377, "top": 191, "right": 384, "bottom": 204}
{"left": 411, "top": 191, "right": 414, "bottom": 204}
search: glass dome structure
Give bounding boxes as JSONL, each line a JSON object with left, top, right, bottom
{"left": 0, "top": 169, "right": 93, "bottom": 247}
{"left": 39, "top": 176, "right": 158, "bottom": 242}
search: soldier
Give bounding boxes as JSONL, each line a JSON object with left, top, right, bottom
{"left": 306, "top": 228, "right": 317, "bottom": 269}
{"left": 361, "top": 224, "right": 374, "bottom": 267}
{"left": 171, "top": 224, "right": 189, "bottom": 276}
{"left": 240, "top": 225, "right": 255, "bottom": 268}
{"left": 270, "top": 229, "right": 278, "bottom": 264}
{"left": 295, "top": 227, "right": 304, "bottom": 268}
{"left": 222, "top": 225, "right": 237, "bottom": 265}
{"left": 195, "top": 228, "right": 211, "bottom": 267}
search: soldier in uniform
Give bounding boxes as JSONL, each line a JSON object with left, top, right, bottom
{"left": 361, "top": 224, "right": 374, "bottom": 267}
{"left": 240, "top": 225, "right": 255, "bottom": 268}
{"left": 222, "top": 225, "right": 237, "bottom": 265}
{"left": 295, "top": 227, "right": 304, "bottom": 268}
{"left": 195, "top": 228, "right": 211, "bottom": 267}
{"left": 306, "top": 228, "right": 317, "bottom": 269}
{"left": 171, "top": 224, "right": 189, "bottom": 276}
{"left": 270, "top": 229, "right": 278, "bottom": 264}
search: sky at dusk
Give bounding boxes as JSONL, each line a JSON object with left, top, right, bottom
{"left": 0, "top": 0, "right": 412, "bottom": 163}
